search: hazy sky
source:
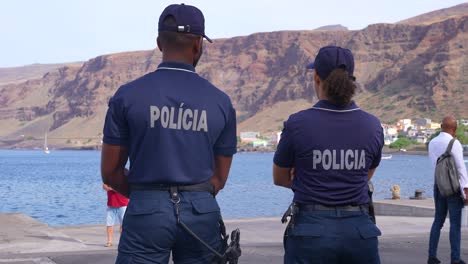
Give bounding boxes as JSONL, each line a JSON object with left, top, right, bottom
{"left": 1, "top": 0, "right": 466, "bottom": 67}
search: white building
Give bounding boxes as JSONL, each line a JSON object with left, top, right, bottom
{"left": 396, "top": 119, "right": 412, "bottom": 132}
{"left": 429, "top": 122, "right": 440, "bottom": 130}
{"left": 415, "top": 118, "right": 431, "bottom": 130}
{"left": 383, "top": 125, "right": 398, "bottom": 136}
{"left": 421, "top": 129, "right": 437, "bottom": 137}
{"left": 240, "top": 132, "right": 260, "bottom": 143}
{"left": 416, "top": 135, "right": 428, "bottom": 144}
{"left": 382, "top": 124, "right": 397, "bottom": 136}
{"left": 252, "top": 140, "right": 268, "bottom": 147}
{"left": 407, "top": 129, "right": 418, "bottom": 137}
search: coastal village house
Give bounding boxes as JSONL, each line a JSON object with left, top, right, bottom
{"left": 239, "top": 131, "right": 270, "bottom": 147}
{"left": 407, "top": 129, "right": 418, "bottom": 138}
{"left": 381, "top": 118, "right": 443, "bottom": 146}
{"left": 428, "top": 122, "right": 441, "bottom": 130}
{"left": 396, "top": 119, "right": 412, "bottom": 132}
{"left": 416, "top": 135, "right": 428, "bottom": 144}
{"left": 252, "top": 140, "right": 269, "bottom": 147}
{"left": 382, "top": 124, "right": 398, "bottom": 145}
{"left": 414, "top": 118, "right": 431, "bottom": 130}
{"left": 239, "top": 132, "right": 260, "bottom": 143}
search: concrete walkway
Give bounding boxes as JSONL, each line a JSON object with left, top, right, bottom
{"left": 1, "top": 199, "right": 468, "bottom": 263}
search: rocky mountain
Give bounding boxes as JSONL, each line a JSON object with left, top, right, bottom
{"left": 399, "top": 3, "right": 468, "bottom": 25}
{"left": 0, "top": 62, "right": 82, "bottom": 86}
{"left": 0, "top": 6, "right": 467, "bottom": 149}
{"left": 314, "top": 24, "right": 348, "bottom": 31}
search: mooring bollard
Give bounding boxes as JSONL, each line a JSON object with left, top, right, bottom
{"left": 414, "top": 189, "right": 425, "bottom": 200}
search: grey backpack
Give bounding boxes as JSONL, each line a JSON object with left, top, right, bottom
{"left": 435, "top": 139, "right": 460, "bottom": 197}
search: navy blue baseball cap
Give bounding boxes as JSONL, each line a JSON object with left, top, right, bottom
{"left": 158, "top": 3, "right": 212, "bottom": 43}
{"left": 306, "top": 46, "right": 355, "bottom": 80}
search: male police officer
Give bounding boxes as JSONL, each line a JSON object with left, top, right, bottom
{"left": 101, "top": 4, "right": 237, "bottom": 264}
{"left": 273, "top": 46, "right": 383, "bottom": 263}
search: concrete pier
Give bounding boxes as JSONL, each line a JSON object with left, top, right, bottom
{"left": 374, "top": 198, "right": 436, "bottom": 217}
{"left": 1, "top": 199, "right": 468, "bottom": 263}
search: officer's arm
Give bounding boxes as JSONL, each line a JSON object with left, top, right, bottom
{"left": 211, "top": 155, "right": 233, "bottom": 195}
{"left": 101, "top": 143, "right": 129, "bottom": 197}
{"left": 273, "top": 164, "right": 293, "bottom": 188}
{"left": 368, "top": 167, "right": 377, "bottom": 180}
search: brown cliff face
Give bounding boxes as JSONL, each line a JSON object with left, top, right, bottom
{"left": 353, "top": 17, "right": 468, "bottom": 120}
{"left": 398, "top": 3, "right": 468, "bottom": 25}
{"left": 0, "top": 14, "right": 467, "bottom": 148}
{"left": 0, "top": 62, "right": 83, "bottom": 86}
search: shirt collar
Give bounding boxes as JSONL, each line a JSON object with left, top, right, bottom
{"left": 157, "top": 61, "right": 196, "bottom": 73}
{"left": 312, "top": 100, "right": 360, "bottom": 112}
{"left": 439, "top": 132, "right": 454, "bottom": 139}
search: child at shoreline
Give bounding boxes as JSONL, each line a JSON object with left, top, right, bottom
{"left": 103, "top": 184, "right": 128, "bottom": 247}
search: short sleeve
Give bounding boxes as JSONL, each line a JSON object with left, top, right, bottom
{"left": 370, "top": 125, "right": 384, "bottom": 169}
{"left": 273, "top": 120, "right": 295, "bottom": 168}
{"left": 213, "top": 105, "right": 237, "bottom": 156}
{"left": 102, "top": 88, "right": 129, "bottom": 146}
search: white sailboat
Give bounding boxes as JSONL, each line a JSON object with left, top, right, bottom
{"left": 44, "top": 133, "right": 50, "bottom": 154}
{"left": 381, "top": 154, "right": 392, "bottom": 160}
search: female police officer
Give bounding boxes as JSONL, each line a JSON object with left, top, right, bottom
{"left": 273, "top": 46, "right": 384, "bottom": 264}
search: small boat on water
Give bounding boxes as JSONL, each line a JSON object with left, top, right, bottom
{"left": 44, "top": 133, "right": 50, "bottom": 154}
{"left": 382, "top": 154, "right": 392, "bottom": 160}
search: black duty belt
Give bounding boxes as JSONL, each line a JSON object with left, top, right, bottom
{"left": 130, "top": 181, "right": 214, "bottom": 195}
{"left": 298, "top": 203, "right": 369, "bottom": 212}
{"left": 282, "top": 202, "right": 371, "bottom": 241}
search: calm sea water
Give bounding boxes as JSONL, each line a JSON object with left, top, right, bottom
{"left": 1, "top": 150, "right": 467, "bottom": 226}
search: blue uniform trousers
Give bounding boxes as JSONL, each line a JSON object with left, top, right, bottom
{"left": 284, "top": 209, "right": 381, "bottom": 264}
{"left": 116, "top": 190, "right": 222, "bottom": 264}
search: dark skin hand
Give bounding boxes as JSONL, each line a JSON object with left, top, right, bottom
{"left": 211, "top": 155, "right": 234, "bottom": 195}
{"left": 272, "top": 164, "right": 294, "bottom": 188}
{"left": 101, "top": 143, "right": 129, "bottom": 197}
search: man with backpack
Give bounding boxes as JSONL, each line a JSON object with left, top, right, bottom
{"left": 428, "top": 116, "right": 468, "bottom": 264}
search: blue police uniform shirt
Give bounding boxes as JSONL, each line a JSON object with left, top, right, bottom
{"left": 103, "top": 61, "right": 237, "bottom": 184}
{"left": 274, "top": 100, "right": 384, "bottom": 206}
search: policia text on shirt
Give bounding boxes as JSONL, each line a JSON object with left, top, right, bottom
{"left": 150, "top": 104, "right": 208, "bottom": 132}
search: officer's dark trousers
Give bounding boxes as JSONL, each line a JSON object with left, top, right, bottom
{"left": 284, "top": 209, "right": 381, "bottom": 264}
{"left": 115, "top": 190, "right": 222, "bottom": 264}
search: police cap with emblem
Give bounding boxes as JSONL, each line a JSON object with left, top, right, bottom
{"left": 307, "top": 46, "right": 355, "bottom": 81}
{"left": 158, "top": 3, "right": 213, "bottom": 43}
